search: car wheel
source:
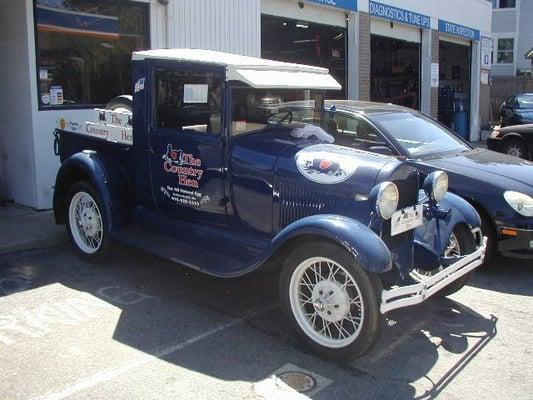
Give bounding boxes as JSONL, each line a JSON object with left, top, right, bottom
{"left": 66, "top": 181, "right": 111, "bottom": 262}
{"left": 279, "top": 241, "right": 382, "bottom": 360}
{"left": 502, "top": 139, "right": 527, "bottom": 160}
{"left": 410, "top": 224, "right": 476, "bottom": 297}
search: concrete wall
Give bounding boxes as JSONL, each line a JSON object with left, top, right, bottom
{"left": 0, "top": 0, "right": 36, "bottom": 206}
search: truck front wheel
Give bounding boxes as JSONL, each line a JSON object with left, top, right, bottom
{"left": 66, "top": 181, "right": 111, "bottom": 262}
{"left": 279, "top": 241, "right": 382, "bottom": 360}
{"left": 410, "top": 224, "right": 476, "bottom": 297}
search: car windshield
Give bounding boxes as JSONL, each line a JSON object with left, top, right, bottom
{"left": 369, "top": 112, "right": 469, "bottom": 158}
{"left": 230, "top": 88, "right": 323, "bottom": 135}
{"left": 517, "top": 94, "right": 533, "bottom": 109}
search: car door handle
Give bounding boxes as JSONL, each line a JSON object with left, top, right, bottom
{"left": 146, "top": 146, "right": 155, "bottom": 154}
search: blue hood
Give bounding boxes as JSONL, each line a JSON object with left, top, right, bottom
{"left": 420, "top": 148, "right": 533, "bottom": 192}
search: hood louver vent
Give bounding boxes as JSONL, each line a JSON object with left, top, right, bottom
{"left": 279, "top": 182, "right": 340, "bottom": 229}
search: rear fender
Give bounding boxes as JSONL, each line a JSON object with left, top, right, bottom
{"left": 272, "top": 215, "right": 393, "bottom": 273}
{"left": 53, "top": 151, "right": 131, "bottom": 230}
{"left": 414, "top": 192, "right": 481, "bottom": 269}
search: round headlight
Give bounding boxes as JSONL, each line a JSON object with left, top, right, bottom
{"left": 424, "top": 171, "right": 448, "bottom": 202}
{"left": 503, "top": 191, "right": 533, "bottom": 217}
{"left": 375, "top": 182, "right": 399, "bottom": 220}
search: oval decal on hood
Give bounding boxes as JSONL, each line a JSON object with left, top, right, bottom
{"left": 295, "top": 144, "right": 362, "bottom": 184}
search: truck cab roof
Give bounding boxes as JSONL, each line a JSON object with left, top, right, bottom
{"left": 132, "top": 48, "right": 341, "bottom": 90}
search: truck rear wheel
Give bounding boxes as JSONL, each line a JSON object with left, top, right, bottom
{"left": 279, "top": 241, "right": 382, "bottom": 360}
{"left": 410, "top": 224, "right": 476, "bottom": 297}
{"left": 66, "top": 181, "right": 111, "bottom": 262}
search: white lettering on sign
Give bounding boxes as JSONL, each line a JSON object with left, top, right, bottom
{"left": 85, "top": 123, "right": 109, "bottom": 138}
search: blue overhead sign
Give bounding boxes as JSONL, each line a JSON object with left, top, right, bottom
{"left": 369, "top": 1, "right": 430, "bottom": 29}
{"left": 439, "top": 20, "right": 480, "bottom": 41}
{"left": 305, "top": 0, "right": 357, "bottom": 11}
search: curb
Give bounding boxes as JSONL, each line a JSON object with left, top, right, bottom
{"left": 0, "top": 234, "right": 67, "bottom": 255}
{"left": 0, "top": 209, "right": 67, "bottom": 255}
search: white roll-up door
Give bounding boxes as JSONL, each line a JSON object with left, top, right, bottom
{"left": 262, "top": 0, "right": 347, "bottom": 28}
{"left": 370, "top": 18, "right": 421, "bottom": 43}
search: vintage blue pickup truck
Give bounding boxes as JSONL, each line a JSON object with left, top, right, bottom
{"left": 53, "top": 49, "right": 486, "bottom": 360}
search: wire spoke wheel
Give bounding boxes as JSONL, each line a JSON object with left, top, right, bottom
{"left": 410, "top": 232, "right": 461, "bottom": 281}
{"left": 289, "top": 257, "right": 365, "bottom": 348}
{"left": 68, "top": 191, "right": 104, "bottom": 254}
{"left": 409, "top": 225, "right": 476, "bottom": 297}
{"left": 410, "top": 232, "right": 462, "bottom": 282}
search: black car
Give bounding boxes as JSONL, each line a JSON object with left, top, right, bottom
{"left": 487, "top": 123, "right": 533, "bottom": 160}
{"left": 499, "top": 93, "right": 533, "bottom": 127}
{"left": 282, "top": 100, "right": 533, "bottom": 260}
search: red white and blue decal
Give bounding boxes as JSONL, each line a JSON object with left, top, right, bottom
{"left": 295, "top": 144, "right": 360, "bottom": 184}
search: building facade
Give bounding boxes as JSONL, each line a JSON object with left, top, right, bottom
{"left": 490, "top": 0, "right": 533, "bottom": 76}
{"left": 0, "top": 0, "right": 492, "bottom": 210}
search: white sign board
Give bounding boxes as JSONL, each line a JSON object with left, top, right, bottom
{"left": 480, "top": 70, "right": 489, "bottom": 85}
{"left": 481, "top": 37, "right": 492, "bottom": 71}
{"left": 183, "top": 84, "right": 208, "bottom": 103}
{"left": 431, "top": 63, "right": 439, "bottom": 88}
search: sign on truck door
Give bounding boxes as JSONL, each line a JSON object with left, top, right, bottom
{"left": 148, "top": 65, "right": 227, "bottom": 225}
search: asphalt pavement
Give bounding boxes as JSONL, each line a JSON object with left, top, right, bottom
{"left": 0, "top": 238, "right": 532, "bottom": 400}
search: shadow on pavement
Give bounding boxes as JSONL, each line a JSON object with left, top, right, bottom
{"left": 467, "top": 256, "right": 533, "bottom": 296}
{"left": 0, "top": 243, "right": 500, "bottom": 399}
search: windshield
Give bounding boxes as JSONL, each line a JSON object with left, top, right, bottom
{"left": 517, "top": 94, "right": 533, "bottom": 109}
{"left": 230, "top": 88, "right": 323, "bottom": 135}
{"left": 369, "top": 112, "right": 469, "bottom": 157}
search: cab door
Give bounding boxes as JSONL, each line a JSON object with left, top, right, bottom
{"left": 148, "top": 63, "right": 227, "bottom": 225}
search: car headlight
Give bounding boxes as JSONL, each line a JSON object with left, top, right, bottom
{"left": 503, "top": 191, "right": 533, "bottom": 217}
{"left": 490, "top": 130, "right": 501, "bottom": 138}
{"left": 373, "top": 182, "right": 399, "bottom": 220}
{"left": 423, "top": 171, "right": 449, "bottom": 202}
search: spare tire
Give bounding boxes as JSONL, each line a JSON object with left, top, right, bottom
{"left": 106, "top": 95, "right": 132, "bottom": 113}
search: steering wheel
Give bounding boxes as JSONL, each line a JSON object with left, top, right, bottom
{"left": 276, "top": 110, "right": 293, "bottom": 125}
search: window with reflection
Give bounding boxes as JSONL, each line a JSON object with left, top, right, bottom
{"left": 34, "top": 0, "right": 149, "bottom": 109}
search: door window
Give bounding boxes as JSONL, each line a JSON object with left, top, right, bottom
{"left": 155, "top": 70, "right": 223, "bottom": 134}
{"left": 326, "top": 113, "right": 391, "bottom": 151}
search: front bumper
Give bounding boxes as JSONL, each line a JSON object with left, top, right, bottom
{"left": 380, "top": 237, "right": 487, "bottom": 313}
{"left": 486, "top": 137, "right": 504, "bottom": 152}
{"left": 498, "top": 227, "right": 533, "bottom": 258}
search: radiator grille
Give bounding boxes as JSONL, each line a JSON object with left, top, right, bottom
{"left": 381, "top": 171, "right": 420, "bottom": 249}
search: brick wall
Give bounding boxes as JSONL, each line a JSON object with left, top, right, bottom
{"left": 430, "top": 30, "right": 439, "bottom": 119}
{"left": 479, "top": 83, "right": 490, "bottom": 128}
{"left": 358, "top": 12, "right": 371, "bottom": 101}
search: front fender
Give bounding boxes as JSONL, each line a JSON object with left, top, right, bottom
{"left": 272, "top": 214, "right": 393, "bottom": 273}
{"left": 414, "top": 192, "right": 481, "bottom": 269}
{"left": 54, "top": 151, "right": 131, "bottom": 230}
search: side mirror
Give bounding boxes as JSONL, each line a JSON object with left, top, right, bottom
{"left": 369, "top": 145, "right": 394, "bottom": 156}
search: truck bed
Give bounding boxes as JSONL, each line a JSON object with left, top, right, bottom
{"left": 55, "top": 108, "right": 134, "bottom": 162}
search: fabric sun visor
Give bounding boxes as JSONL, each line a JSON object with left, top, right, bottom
{"left": 227, "top": 69, "right": 342, "bottom": 90}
